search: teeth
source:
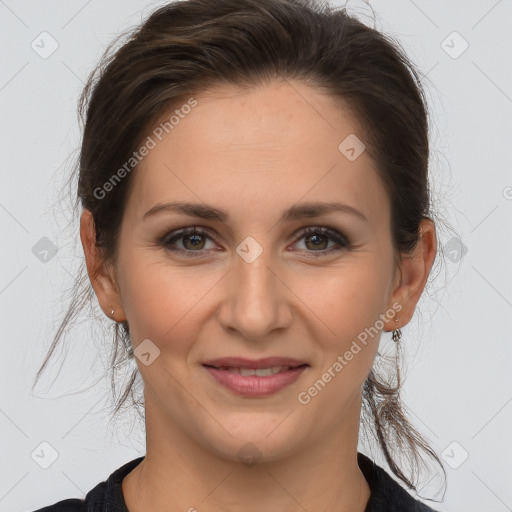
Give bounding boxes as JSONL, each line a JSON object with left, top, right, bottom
{"left": 219, "top": 366, "right": 291, "bottom": 376}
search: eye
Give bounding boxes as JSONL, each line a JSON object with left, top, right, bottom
{"left": 160, "top": 225, "right": 350, "bottom": 258}
{"left": 161, "top": 227, "right": 217, "bottom": 257}
{"left": 291, "top": 226, "right": 350, "bottom": 257}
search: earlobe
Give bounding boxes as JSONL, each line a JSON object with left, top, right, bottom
{"left": 80, "top": 209, "right": 125, "bottom": 321}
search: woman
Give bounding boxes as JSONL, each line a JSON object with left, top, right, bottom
{"left": 32, "top": 0, "right": 447, "bottom": 510}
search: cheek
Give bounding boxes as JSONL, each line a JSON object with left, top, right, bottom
{"left": 292, "top": 259, "right": 391, "bottom": 346}
{"left": 292, "top": 259, "right": 389, "bottom": 399}
{"left": 294, "top": 264, "right": 388, "bottom": 426}
{"left": 116, "top": 247, "right": 218, "bottom": 351}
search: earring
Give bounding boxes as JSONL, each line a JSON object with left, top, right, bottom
{"left": 111, "top": 306, "right": 117, "bottom": 321}
{"left": 392, "top": 317, "right": 402, "bottom": 343}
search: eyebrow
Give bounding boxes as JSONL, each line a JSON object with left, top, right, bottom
{"left": 143, "top": 200, "right": 368, "bottom": 224}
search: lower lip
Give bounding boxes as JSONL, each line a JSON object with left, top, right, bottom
{"left": 202, "top": 365, "right": 308, "bottom": 397}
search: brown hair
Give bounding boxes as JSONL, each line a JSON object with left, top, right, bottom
{"left": 33, "top": 0, "right": 450, "bottom": 497}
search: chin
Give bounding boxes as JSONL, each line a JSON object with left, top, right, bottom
{"left": 195, "top": 417, "right": 306, "bottom": 465}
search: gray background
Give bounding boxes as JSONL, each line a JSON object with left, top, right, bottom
{"left": 1, "top": 1, "right": 511, "bottom": 511}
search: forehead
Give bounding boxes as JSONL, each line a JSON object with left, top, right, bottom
{"left": 126, "top": 80, "right": 390, "bottom": 227}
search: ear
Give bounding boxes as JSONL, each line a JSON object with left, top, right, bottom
{"left": 384, "top": 218, "right": 437, "bottom": 331}
{"left": 80, "top": 209, "right": 126, "bottom": 322}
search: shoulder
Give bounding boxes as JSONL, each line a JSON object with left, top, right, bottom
{"left": 357, "top": 452, "right": 441, "bottom": 512}
{"left": 30, "top": 498, "right": 87, "bottom": 512}
{"left": 28, "top": 456, "right": 145, "bottom": 512}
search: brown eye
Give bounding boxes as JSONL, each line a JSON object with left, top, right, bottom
{"left": 162, "top": 227, "right": 216, "bottom": 257}
{"left": 182, "top": 232, "right": 206, "bottom": 250}
{"left": 304, "top": 232, "right": 329, "bottom": 250}
{"left": 292, "top": 227, "right": 349, "bottom": 257}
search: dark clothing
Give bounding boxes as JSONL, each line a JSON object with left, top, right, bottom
{"left": 30, "top": 452, "right": 439, "bottom": 511}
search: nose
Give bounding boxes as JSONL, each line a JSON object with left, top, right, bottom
{"left": 217, "top": 248, "right": 292, "bottom": 341}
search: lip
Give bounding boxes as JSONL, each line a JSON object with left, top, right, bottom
{"left": 201, "top": 356, "right": 308, "bottom": 369}
{"left": 201, "top": 357, "right": 309, "bottom": 397}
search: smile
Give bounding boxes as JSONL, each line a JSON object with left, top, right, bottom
{"left": 202, "top": 364, "right": 309, "bottom": 397}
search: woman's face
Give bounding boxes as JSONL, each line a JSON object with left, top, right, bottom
{"left": 103, "top": 80, "right": 404, "bottom": 461}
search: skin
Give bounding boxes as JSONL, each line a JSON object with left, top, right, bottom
{"left": 81, "top": 79, "right": 436, "bottom": 512}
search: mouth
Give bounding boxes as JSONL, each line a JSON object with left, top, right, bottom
{"left": 202, "top": 356, "right": 308, "bottom": 370}
{"left": 201, "top": 357, "right": 309, "bottom": 397}
{"left": 202, "top": 365, "right": 307, "bottom": 376}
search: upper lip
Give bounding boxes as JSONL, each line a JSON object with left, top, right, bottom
{"left": 202, "top": 357, "right": 308, "bottom": 369}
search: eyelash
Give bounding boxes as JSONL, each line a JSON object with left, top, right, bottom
{"left": 160, "top": 226, "right": 350, "bottom": 258}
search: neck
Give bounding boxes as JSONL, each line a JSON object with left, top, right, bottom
{"left": 122, "top": 391, "right": 371, "bottom": 512}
